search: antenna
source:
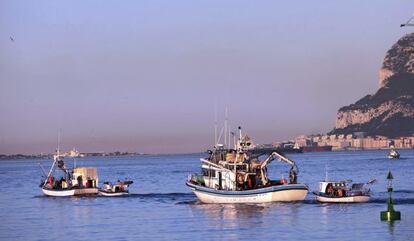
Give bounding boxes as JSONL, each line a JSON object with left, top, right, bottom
{"left": 57, "top": 130, "right": 61, "bottom": 156}
{"left": 228, "top": 124, "right": 231, "bottom": 150}
{"left": 238, "top": 126, "right": 242, "bottom": 151}
{"left": 233, "top": 131, "right": 236, "bottom": 149}
{"left": 217, "top": 126, "right": 224, "bottom": 145}
{"left": 224, "top": 107, "right": 228, "bottom": 147}
{"left": 214, "top": 100, "right": 218, "bottom": 146}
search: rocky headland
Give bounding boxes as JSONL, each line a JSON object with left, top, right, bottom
{"left": 330, "top": 33, "right": 414, "bottom": 138}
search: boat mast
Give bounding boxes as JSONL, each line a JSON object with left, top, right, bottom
{"left": 233, "top": 132, "right": 236, "bottom": 150}
{"left": 43, "top": 132, "right": 61, "bottom": 187}
{"left": 224, "top": 107, "right": 228, "bottom": 148}
{"left": 235, "top": 126, "right": 242, "bottom": 173}
{"left": 214, "top": 100, "right": 218, "bottom": 146}
{"left": 57, "top": 131, "right": 60, "bottom": 157}
{"left": 228, "top": 124, "right": 231, "bottom": 150}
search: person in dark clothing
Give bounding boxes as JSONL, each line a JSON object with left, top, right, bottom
{"left": 77, "top": 176, "right": 83, "bottom": 188}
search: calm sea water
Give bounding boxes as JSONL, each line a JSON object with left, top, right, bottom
{"left": 0, "top": 150, "right": 413, "bottom": 241}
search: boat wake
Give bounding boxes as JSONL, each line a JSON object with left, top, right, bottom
{"left": 129, "top": 192, "right": 194, "bottom": 199}
{"left": 391, "top": 189, "right": 414, "bottom": 194}
{"left": 33, "top": 192, "right": 195, "bottom": 200}
{"left": 368, "top": 198, "right": 414, "bottom": 204}
{"left": 33, "top": 194, "right": 414, "bottom": 204}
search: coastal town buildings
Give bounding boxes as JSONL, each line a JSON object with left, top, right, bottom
{"left": 294, "top": 133, "right": 414, "bottom": 151}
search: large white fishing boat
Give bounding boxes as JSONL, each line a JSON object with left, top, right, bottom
{"left": 186, "top": 127, "right": 308, "bottom": 204}
{"left": 40, "top": 148, "right": 99, "bottom": 197}
{"left": 313, "top": 179, "right": 376, "bottom": 203}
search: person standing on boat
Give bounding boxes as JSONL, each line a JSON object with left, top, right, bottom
{"left": 77, "top": 176, "right": 83, "bottom": 188}
{"left": 48, "top": 176, "right": 54, "bottom": 187}
{"left": 289, "top": 168, "right": 297, "bottom": 184}
{"left": 326, "top": 183, "right": 334, "bottom": 197}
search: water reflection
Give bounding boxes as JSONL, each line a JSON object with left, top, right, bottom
{"left": 190, "top": 203, "right": 268, "bottom": 221}
{"left": 387, "top": 221, "right": 396, "bottom": 236}
{"left": 189, "top": 202, "right": 303, "bottom": 228}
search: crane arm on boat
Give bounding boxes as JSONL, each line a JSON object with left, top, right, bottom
{"left": 260, "top": 151, "right": 299, "bottom": 173}
{"left": 256, "top": 151, "right": 300, "bottom": 186}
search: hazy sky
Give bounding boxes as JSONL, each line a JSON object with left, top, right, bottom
{"left": 1, "top": 1, "right": 414, "bottom": 154}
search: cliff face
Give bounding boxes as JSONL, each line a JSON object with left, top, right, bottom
{"left": 331, "top": 33, "right": 414, "bottom": 138}
{"left": 379, "top": 33, "right": 414, "bottom": 87}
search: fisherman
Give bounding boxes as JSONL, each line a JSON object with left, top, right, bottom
{"left": 289, "top": 168, "right": 297, "bottom": 184}
{"left": 337, "top": 188, "right": 344, "bottom": 197}
{"left": 48, "top": 176, "right": 54, "bottom": 187}
{"left": 117, "top": 180, "right": 124, "bottom": 191}
{"left": 77, "top": 176, "right": 83, "bottom": 188}
{"left": 326, "top": 184, "right": 334, "bottom": 197}
{"left": 59, "top": 177, "right": 65, "bottom": 189}
{"left": 247, "top": 175, "right": 254, "bottom": 189}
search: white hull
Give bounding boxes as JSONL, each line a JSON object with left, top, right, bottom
{"left": 187, "top": 182, "right": 308, "bottom": 204}
{"left": 193, "top": 189, "right": 308, "bottom": 204}
{"left": 387, "top": 155, "right": 399, "bottom": 159}
{"left": 99, "top": 190, "right": 129, "bottom": 197}
{"left": 42, "top": 188, "right": 75, "bottom": 197}
{"left": 74, "top": 188, "right": 99, "bottom": 195}
{"left": 315, "top": 195, "right": 369, "bottom": 203}
{"left": 42, "top": 188, "right": 99, "bottom": 196}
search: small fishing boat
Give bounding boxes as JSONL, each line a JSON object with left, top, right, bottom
{"left": 387, "top": 146, "right": 400, "bottom": 159}
{"left": 313, "top": 179, "right": 376, "bottom": 203}
{"left": 186, "top": 126, "right": 308, "bottom": 204}
{"left": 40, "top": 147, "right": 99, "bottom": 197}
{"left": 99, "top": 180, "right": 133, "bottom": 196}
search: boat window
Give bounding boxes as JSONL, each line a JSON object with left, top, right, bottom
{"left": 202, "top": 168, "right": 215, "bottom": 177}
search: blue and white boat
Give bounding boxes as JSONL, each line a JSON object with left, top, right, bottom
{"left": 186, "top": 127, "right": 308, "bottom": 203}
{"left": 313, "top": 179, "right": 376, "bottom": 203}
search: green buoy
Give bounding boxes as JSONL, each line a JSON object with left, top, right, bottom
{"left": 381, "top": 171, "right": 401, "bottom": 221}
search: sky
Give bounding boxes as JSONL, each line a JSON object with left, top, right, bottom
{"left": 1, "top": 1, "right": 414, "bottom": 154}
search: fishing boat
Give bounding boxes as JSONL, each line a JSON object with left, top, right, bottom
{"left": 99, "top": 180, "right": 133, "bottom": 196}
{"left": 186, "top": 126, "right": 308, "bottom": 204}
{"left": 40, "top": 148, "right": 99, "bottom": 197}
{"left": 313, "top": 179, "right": 376, "bottom": 203}
{"left": 387, "top": 146, "right": 400, "bottom": 159}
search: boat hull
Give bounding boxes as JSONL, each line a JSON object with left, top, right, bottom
{"left": 41, "top": 187, "right": 99, "bottom": 196}
{"left": 74, "top": 188, "right": 99, "bottom": 195}
{"left": 387, "top": 155, "right": 400, "bottom": 159}
{"left": 315, "top": 194, "right": 369, "bottom": 203}
{"left": 42, "top": 188, "right": 75, "bottom": 197}
{"left": 99, "top": 190, "right": 129, "bottom": 197}
{"left": 187, "top": 182, "right": 308, "bottom": 204}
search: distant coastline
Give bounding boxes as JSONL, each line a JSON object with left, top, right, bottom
{"left": 0, "top": 152, "right": 146, "bottom": 160}
{"left": 0, "top": 151, "right": 206, "bottom": 160}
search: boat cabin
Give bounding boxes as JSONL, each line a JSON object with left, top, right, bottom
{"left": 198, "top": 149, "right": 294, "bottom": 191}
{"left": 72, "top": 167, "right": 98, "bottom": 188}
